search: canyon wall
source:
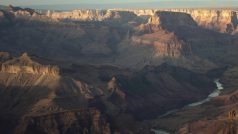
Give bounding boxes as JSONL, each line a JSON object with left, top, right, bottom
{"left": 47, "top": 9, "right": 115, "bottom": 21}
{"left": 168, "top": 9, "right": 238, "bottom": 34}
{"left": 45, "top": 8, "right": 238, "bottom": 33}
{"left": 46, "top": 9, "right": 155, "bottom": 21}
{"left": 0, "top": 65, "right": 59, "bottom": 75}
{"left": 16, "top": 109, "right": 111, "bottom": 134}
{"left": 0, "top": 53, "right": 59, "bottom": 75}
{"left": 131, "top": 32, "right": 189, "bottom": 58}
{"left": 6, "top": 5, "right": 238, "bottom": 34}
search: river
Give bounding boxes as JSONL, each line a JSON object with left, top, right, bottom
{"left": 151, "top": 79, "right": 224, "bottom": 134}
{"left": 188, "top": 79, "right": 224, "bottom": 106}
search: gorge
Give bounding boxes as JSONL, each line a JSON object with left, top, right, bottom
{"left": 0, "top": 4, "right": 238, "bottom": 134}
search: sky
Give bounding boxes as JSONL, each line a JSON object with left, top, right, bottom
{"left": 0, "top": 0, "right": 238, "bottom": 9}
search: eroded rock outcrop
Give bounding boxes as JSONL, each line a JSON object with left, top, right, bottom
{"left": 131, "top": 31, "right": 191, "bottom": 57}
{"left": 147, "top": 11, "right": 198, "bottom": 31}
{"left": 0, "top": 53, "right": 59, "bottom": 75}
{"left": 16, "top": 109, "right": 111, "bottom": 134}
{"left": 168, "top": 9, "right": 238, "bottom": 34}
{"left": 132, "top": 11, "right": 193, "bottom": 58}
{"left": 5, "top": 5, "right": 238, "bottom": 34}
{"left": 47, "top": 9, "right": 114, "bottom": 21}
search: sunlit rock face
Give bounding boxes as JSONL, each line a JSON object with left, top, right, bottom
{"left": 7, "top": 5, "right": 238, "bottom": 34}
{"left": 120, "top": 9, "right": 156, "bottom": 16}
{"left": 47, "top": 10, "right": 114, "bottom": 21}
{"left": 168, "top": 9, "right": 238, "bottom": 34}
{"left": 46, "top": 9, "right": 156, "bottom": 21}
{"left": 16, "top": 109, "right": 111, "bottom": 134}
{"left": 0, "top": 53, "right": 59, "bottom": 75}
{"left": 0, "top": 65, "right": 59, "bottom": 75}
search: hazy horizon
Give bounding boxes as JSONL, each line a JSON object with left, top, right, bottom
{"left": 1, "top": 0, "right": 238, "bottom": 10}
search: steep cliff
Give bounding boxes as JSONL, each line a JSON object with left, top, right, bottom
{"left": 0, "top": 53, "right": 59, "bottom": 75}
{"left": 131, "top": 11, "right": 195, "bottom": 58}
{"left": 47, "top": 8, "right": 238, "bottom": 34}
{"left": 47, "top": 9, "right": 113, "bottom": 21}
{"left": 46, "top": 9, "right": 148, "bottom": 24}
{"left": 0, "top": 52, "right": 113, "bottom": 134}
{"left": 167, "top": 9, "right": 238, "bottom": 34}
{"left": 16, "top": 109, "right": 111, "bottom": 134}
{"left": 131, "top": 31, "right": 191, "bottom": 58}
{"left": 5, "top": 5, "right": 238, "bottom": 34}
{"left": 146, "top": 11, "right": 197, "bottom": 32}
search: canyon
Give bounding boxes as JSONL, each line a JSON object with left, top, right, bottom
{"left": 45, "top": 8, "right": 238, "bottom": 34}
{"left": 1, "top": 5, "right": 238, "bottom": 134}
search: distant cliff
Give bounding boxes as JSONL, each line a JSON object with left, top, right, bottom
{"left": 46, "top": 9, "right": 238, "bottom": 34}
{"left": 167, "top": 9, "right": 238, "bottom": 34}
{"left": 4, "top": 5, "right": 238, "bottom": 34}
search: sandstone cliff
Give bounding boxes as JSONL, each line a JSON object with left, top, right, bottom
{"left": 0, "top": 53, "right": 59, "bottom": 75}
{"left": 5, "top": 5, "right": 238, "bottom": 34}
{"left": 46, "top": 9, "right": 156, "bottom": 21}
{"left": 47, "top": 9, "right": 113, "bottom": 21}
{"left": 167, "top": 9, "right": 238, "bottom": 34}
{"left": 45, "top": 8, "right": 238, "bottom": 34}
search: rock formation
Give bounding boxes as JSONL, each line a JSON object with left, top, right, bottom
{"left": 45, "top": 8, "right": 238, "bottom": 34}
{"left": 166, "top": 9, "right": 238, "bottom": 34}
{"left": 131, "top": 31, "right": 191, "bottom": 58}
{"left": 47, "top": 9, "right": 113, "bottom": 21}
{"left": 0, "top": 53, "right": 59, "bottom": 75}
{"left": 16, "top": 109, "right": 111, "bottom": 134}
{"left": 4, "top": 5, "right": 238, "bottom": 34}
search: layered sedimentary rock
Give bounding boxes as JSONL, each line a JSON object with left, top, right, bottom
{"left": 0, "top": 52, "right": 112, "bottom": 134}
{"left": 46, "top": 9, "right": 156, "bottom": 21}
{"left": 47, "top": 9, "right": 114, "bottom": 21}
{"left": 167, "top": 9, "right": 238, "bottom": 34}
{"left": 132, "top": 11, "right": 193, "bottom": 58}
{"left": 0, "top": 53, "right": 59, "bottom": 75}
{"left": 45, "top": 8, "right": 238, "bottom": 33}
{"left": 131, "top": 31, "right": 191, "bottom": 57}
{"left": 6, "top": 5, "right": 238, "bottom": 34}
{"left": 16, "top": 109, "right": 111, "bottom": 134}
{"left": 148, "top": 11, "right": 197, "bottom": 28}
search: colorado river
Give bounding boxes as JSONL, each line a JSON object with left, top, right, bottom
{"left": 188, "top": 79, "right": 224, "bottom": 107}
{"left": 152, "top": 79, "right": 224, "bottom": 134}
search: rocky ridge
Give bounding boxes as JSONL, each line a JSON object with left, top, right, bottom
{"left": 5, "top": 5, "right": 238, "bottom": 33}
{"left": 16, "top": 108, "right": 111, "bottom": 134}
{"left": 167, "top": 9, "right": 238, "bottom": 34}
{"left": 0, "top": 53, "right": 59, "bottom": 75}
